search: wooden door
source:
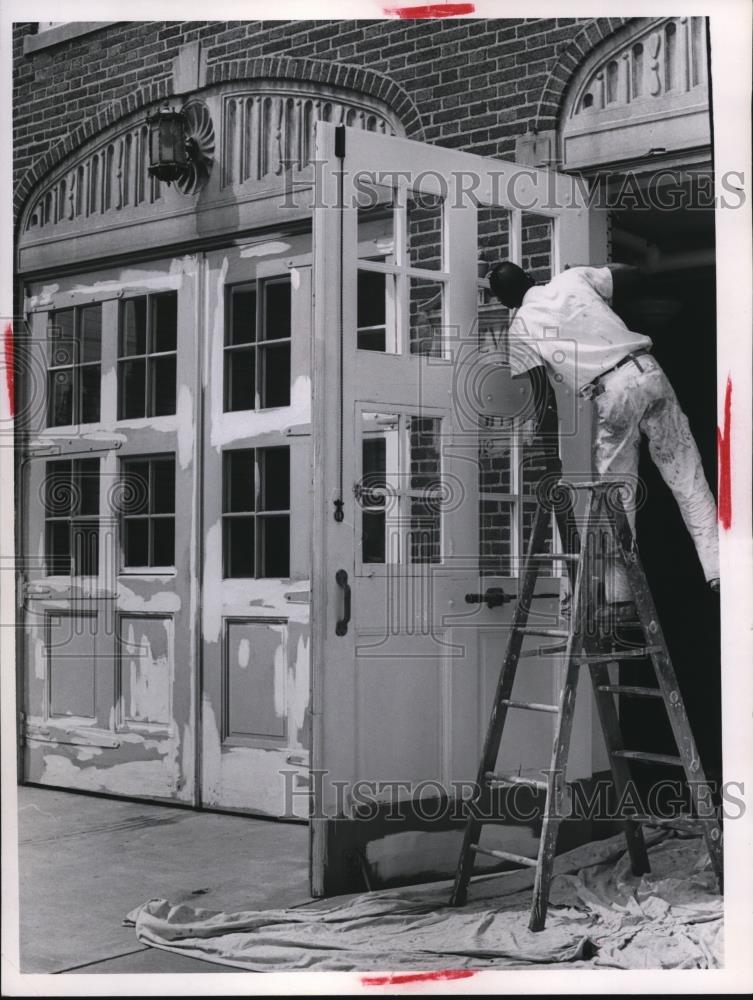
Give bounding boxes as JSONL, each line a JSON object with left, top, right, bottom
{"left": 20, "top": 257, "right": 199, "bottom": 802}
{"left": 200, "top": 239, "right": 312, "bottom": 817}
{"left": 311, "top": 123, "right": 605, "bottom": 893}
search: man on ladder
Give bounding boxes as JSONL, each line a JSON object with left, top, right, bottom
{"left": 488, "top": 260, "right": 720, "bottom": 603}
{"left": 447, "top": 261, "right": 723, "bottom": 930}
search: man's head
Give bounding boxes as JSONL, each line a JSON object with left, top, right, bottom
{"left": 488, "top": 261, "right": 535, "bottom": 308}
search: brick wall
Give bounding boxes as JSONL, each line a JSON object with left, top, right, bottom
{"left": 13, "top": 17, "right": 630, "bottom": 226}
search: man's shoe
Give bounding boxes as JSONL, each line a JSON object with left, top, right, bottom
{"left": 708, "top": 577, "right": 720, "bottom": 593}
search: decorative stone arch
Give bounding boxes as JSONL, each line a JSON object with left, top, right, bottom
{"left": 14, "top": 55, "right": 425, "bottom": 231}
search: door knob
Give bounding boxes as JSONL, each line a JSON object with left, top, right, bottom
{"left": 464, "top": 587, "right": 510, "bottom": 609}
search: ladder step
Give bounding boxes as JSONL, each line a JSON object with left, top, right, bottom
{"left": 527, "top": 553, "right": 579, "bottom": 562}
{"left": 641, "top": 814, "right": 696, "bottom": 826}
{"left": 519, "top": 644, "right": 567, "bottom": 658}
{"left": 485, "top": 772, "right": 549, "bottom": 792}
{"left": 579, "top": 645, "right": 662, "bottom": 663}
{"left": 500, "top": 698, "right": 559, "bottom": 714}
{"left": 470, "top": 844, "right": 538, "bottom": 867}
{"left": 597, "top": 684, "right": 663, "bottom": 698}
{"left": 611, "top": 750, "right": 684, "bottom": 766}
{"left": 516, "top": 627, "right": 570, "bottom": 639}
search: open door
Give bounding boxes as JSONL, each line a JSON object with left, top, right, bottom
{"left": 311, "top": 122, "right": 605, "bottom": 895}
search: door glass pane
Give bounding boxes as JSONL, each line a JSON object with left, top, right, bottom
{"left": 409, "top": 276, "right": 444, "bottom": 357}
{"left": 78, "top": 458, "right": 100, "bottom": 515}
{"left": 121, "top": 298, "right": 147, "bottom": 356}
{"left": 260, "top": 342, "right": 291, "bottom": 408}
{"left": 73, "top": 521, "right": 99, "bottom": 575}
{"left": 357, "top": 270, "right": 387, "bottom": 352}
{"left": 46, "top": 520, "right": 71, "bottom": 575}
{"left": 258, "top": 515, "right": 290, "bottom": 577}
{"left": 150, "top": 355, "right": 176, "bottom": 417}
{"left": 262, "top": 281, "right": 291, "bottom": 342}
{"left": 223, "top": 517, "right": 255, "bottom": 577}
{"left": 119, "top": 358, "right": 146, "bottom": 419}
{"left": 224, "top": 450, "right": 255, "bottom": 513}
{"left": 260, "top": 447, "right": 289, "bottom": 512}
{"left": 480, "top": 499, "right": 513, "bottom": 577}
{"left": 358, "top": 196, "right": 395, "bottom": 263}
{"left": 48, "top": 369, "right": 73, "bottom": 426}
{"left": 521, "top": 212, "right": 554, "bottom": 283}
{"left": 124, "top": 518, "right": 149, "bottom": 566}
{"left": 477, "top": 206, "right": 511, "bottom": 350}
{"left": 359, "top": 412, "right": 398, "bottom": 565}
{"left": 80, "top": 305, "right": 102, "bottom": 361}
{"left": 151, "top": 518, "right": 175, "bottom": 566}
{"left": 225, "top": 347, "right": 256, "bottom": 411}
{"left": 228, "top": 288, "right": 256, "bottom": 345}
{"left": 151, "top": 458, "right": 175, "bottom": 514}
{"left": 408, "top": 416, "right": 441, "bottom": 565}
{"left": 151, "top": 292, "right": 177, "bottom": 353}
{"left": 79, "top": 364, "right": 101, "bottom": 423}
{"left": 406, "top": 191, "right": 443, "bottom": 271}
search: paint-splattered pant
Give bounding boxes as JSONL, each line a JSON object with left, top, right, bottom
{"left": 588, "top": 354, "right": 719, "bottom": 602}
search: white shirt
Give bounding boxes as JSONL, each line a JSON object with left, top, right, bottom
{"left": 506, "top": 266, "right": 652, "bottom": 392}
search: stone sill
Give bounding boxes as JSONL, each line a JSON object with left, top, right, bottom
{"left": 23, "top": 22, "right": 118, "bottom": 55}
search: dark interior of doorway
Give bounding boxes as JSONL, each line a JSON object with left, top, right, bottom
{"left": 610, "top": 202, "right": 721, "bottom": 806}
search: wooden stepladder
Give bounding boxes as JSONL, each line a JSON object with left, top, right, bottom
{"left": 449, "top": 479, "right": 724, "bottom": 931}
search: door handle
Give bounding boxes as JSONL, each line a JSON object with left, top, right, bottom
{"left": 335, "top": 569, "right": 351, "bottom": 636}
{"left": 465, "top": 587, "right": 511, "bottom": 609}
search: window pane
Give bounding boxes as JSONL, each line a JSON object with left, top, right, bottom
{"left": 406, "top": 191, "right": 443, "bottom": 271}
{"left": 262, "top": 280, "right": 291, "bottom": 341}
{"left": 73, "top": 520, "right": 99, "bottom": 576}
{"left": 362, "top": 438, "right": 386, "bottom": 505}
{"left": 225, "top": 347, "right": 255, "bottom": 411}
{"left": 77, "top": 459, "right": 100, "bottom": 516}
{"left": 79, "top": 364, "right": 101, "bottom": 423}
{"left": 48, "top": 369, "right": 73, "bottom": 426}
{"left": 224, "top": 450, "right": 255, "bottom": 513}
{"left": 260, "top": 448, "right": 289, "bottom": 511}
{"left": 49, "top": 310, "right": 75, "bottom": 365}
{"left": 124, "top": 518, "right": 149, "bottom": 566}
{"left": 46, "top": 520, "right": 71, "bottom": 575}
{"left": 260, "top": 343, "right": 290, "bottom": 408}
{"left": 80, "top": 305, "right": 102, "bottom": 362}
{"left": 45, "top": 460, "right": 73, "bottom": 516}
{"left": 408, "top": 417, "right": 441, "bottom": 490}
{"left": 149, "top": 355, "right": 176, "bottom": 417}
{"left": 152, "top": 293, "right": 177, "bottom": 353}
{"left": 228, "top": 288, "right": 256, "bottom": 345}
{"left": 121, "top": 298, "right": 147, "bottom": 356}
{"left": 151, "top": 458, "right": 175, "bottom": 514}
{"left": 409, "top": 277, "right": 444, "bottom": 357}
{"left": 223, "top": 516, "right": 255, "bottom": 577}
{"left": 479, "top": 433, "right": 512, "bottom": 495}
{"left": 121, "top": 460, "right": 150, "bottom": 515}
{"left": 119, "top": 359, "right": 146, "bottom": 419}
{"left": 357, "top": 270, "right": 386, "bottom": 352}
{"left": 258, "top": 515, "right": 290, "bottom": 577}
{"left": 151, "top": 518, "right": 175, "bottom": 566}
{"left": 479, "top": 499, "right": 513, "bottom": 577}
{"left": 362, "top": 510, "right": 385, "bottom": 564}
{"left": 409, "top": 498, "right": 440, "bottom": 564}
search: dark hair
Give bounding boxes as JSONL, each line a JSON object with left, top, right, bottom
{"left": 488, "top": 261, "right": 534, "bottom": 307}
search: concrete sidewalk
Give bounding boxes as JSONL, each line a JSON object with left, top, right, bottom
{"left": 14, "top": 784, "right": 310, "bottom": 974}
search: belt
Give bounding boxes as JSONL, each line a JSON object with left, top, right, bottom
{"left": 580, "top": 349, "right": 652, "bottom": 398}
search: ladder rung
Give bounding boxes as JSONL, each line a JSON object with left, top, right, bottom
{"left": 518, "top": 644, "right": 567, "bottom": 658}
{"left": 516, "top": 627, "right": 570, "bottom": 639}
{"left": 597, "top": 684, "right": 663, "bottom": 698}
{"left": 470, "top": 844, "right": 538, "bottom": 867}
{"left": 611, "top": 750, "right": 684, "bottom": 766}
{"left": 579, "top": 645, "right": 662, "bottom": 663}
{"left": 500, "top": 698, "right": 559, "bottom": 714}
{"left": 527, "top": 553, "right": 579, "bottom": 562}
{"left": 486, "top": 771, "right": 548, "bottom": 792}
{"left": 641, "top": 814, "right": 696, "bottom": 826}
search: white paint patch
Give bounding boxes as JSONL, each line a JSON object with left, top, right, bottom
{"left": 273, "top": 636, "right": 286, "bottom": 721}
{"left": 33, "top": 635, "right": 46, "bottom": 681}
{"left": 176, "top": 384, "right": 194, "bottom": 470}
{"left": 201, "top": 521, "right": 223, "bottom": 642}
{"left": 125, "top": 622, "right": 172, "bottom": 726}
{"left": 210, "top": 374, "right": 311, "bottom": 448}
{"left": 67, "top": 274, "right": 182, "bottom": 296}
{"left": 287, "top": 632, "right": 310, "bottom": 744}
{"left": 38, "top": 752, "right": 179, "bottom": 800}
{"left": 289, "top": 267, "right": 301, "bottom": 291}
{"left": 74, "top": 746, "right": 104, "bottom": 762}
{"left": 238, "top": 241, "right": 291, "bottom": 259}
{"left": 117, "top": 583, "right": 181, "bottom": 613}
{"left": 237, "top": 637, "right": 250, "bottom": 669}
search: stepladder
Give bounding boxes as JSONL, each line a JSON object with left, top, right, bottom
{"left": 449, "top": 478, "right": 724, "bottom": 931}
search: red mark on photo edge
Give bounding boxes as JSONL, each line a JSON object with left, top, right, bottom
{"left": 3, "top": 323, "right": 13, "bottom": 417}
{"left": 383, "top": 4, "right": 475, "bottom": 18}
{"left": 361, "top": 969, "right": 476, "bottom": 986}
{"left": 717, "top": 375, "right": 732, "bottom": 530}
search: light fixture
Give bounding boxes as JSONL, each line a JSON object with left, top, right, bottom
{"left": 147, "top": 106, "right": 190, "bottom": 185}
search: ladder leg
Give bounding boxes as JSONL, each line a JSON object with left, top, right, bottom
{"left": 588, "top": 660, "right": 651, "bottom": 875}
{"left": 450, "top": 501, "right": 550, "bottom": 907}
{"left": 605, "top": 494, "right": 724, "bottom": 890}
{"left": 529, "top": 494, "right": 594, "bottom": 932}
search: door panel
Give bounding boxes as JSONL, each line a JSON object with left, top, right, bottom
{"left": 200, "top": 240, "right": 312, "bottom": 818}
{"left": 21, "top": 257, "right": 199, "bottom": 802}
{"left": 312, "top": 123, "right": 603, "bottom": 893}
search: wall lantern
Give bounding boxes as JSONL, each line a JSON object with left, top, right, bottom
{"left": 147, "top": 106, "right": 190, "bottom": 184}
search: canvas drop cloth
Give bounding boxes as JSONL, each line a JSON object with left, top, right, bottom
{"left": 125, "top": 826, "right": 723, "bottom": 971}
